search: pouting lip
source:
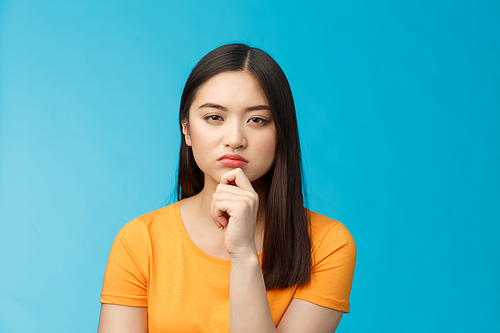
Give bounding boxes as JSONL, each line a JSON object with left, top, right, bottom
{"left": 218, "top": 153, "right": 248, "bottom": 163}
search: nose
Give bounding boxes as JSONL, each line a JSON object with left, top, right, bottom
{"left": 222, "top": 121, "right": 247, "bottom": 149}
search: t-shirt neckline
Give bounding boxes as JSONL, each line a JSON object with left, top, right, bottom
{"left": 173, "top": 200, "right": 262, "bottom": 267}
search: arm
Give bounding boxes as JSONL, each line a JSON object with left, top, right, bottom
{"left": 98, "top": 220, "right": 150, "bottom": 332}
{"left": 229, "top": 255, "right": 344, "bottom": 333}
{"left": 212, "top": 169, "right": 276, "bottom": 332}
{"left": 213, "top": 169, "right": 347, "bottom": 332}
{"left": 97, "top": 304, "right": 147, "bottom": 333}
{"left": 229, "top": 252, "right": 276, "bottom": 332}
{"left": 277, "top": 299, "right": 343, "bottom": 332}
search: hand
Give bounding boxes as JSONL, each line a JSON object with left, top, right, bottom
{"left": 211, "top": 168, "right": 259, "bottom": 258}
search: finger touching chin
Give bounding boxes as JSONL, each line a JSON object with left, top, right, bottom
{"left": 220, "top": 168, "right": 245, "bottom": 183}
{"left": 215, "top": 214, "right": 229, "bottom": 228}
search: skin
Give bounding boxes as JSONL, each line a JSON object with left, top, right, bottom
{"left": 97, "top": 71, "right": 344, "bottom": 332}
{"left": 181, "top": 71, "right": 276, "bottom": 260}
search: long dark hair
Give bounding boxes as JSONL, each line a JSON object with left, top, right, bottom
{"left": 177, "top": 43, "right": 311, "bottom": 289}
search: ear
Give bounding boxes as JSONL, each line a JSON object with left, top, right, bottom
{"left": 182, "top": 121, "right": 192, "bottom": 146}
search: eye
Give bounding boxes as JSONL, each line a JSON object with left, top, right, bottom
{"left": 248, "top": 117, "right": 268, "bottom": 125}
{"left": 204, "top": 115, "right": 223, "bottom": 122}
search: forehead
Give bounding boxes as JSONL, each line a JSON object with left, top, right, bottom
{"left": 192, "top": 71, "right": 269, "bottom": 107}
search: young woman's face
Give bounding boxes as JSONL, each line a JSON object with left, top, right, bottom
{"left": 183, "top": 71, "right": 277, "bottom": 186}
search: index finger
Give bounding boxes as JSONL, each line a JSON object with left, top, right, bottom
{"left": 220, "top": 168, "right": 253, "bottom": 191}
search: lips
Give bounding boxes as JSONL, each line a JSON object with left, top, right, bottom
{"left": 218, "top": 154, "right": 248, "bottom": 167}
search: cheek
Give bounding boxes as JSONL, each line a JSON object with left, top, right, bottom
{"left": 187, "top": 121, "right": 213, "bottom": 148}
{"left": 190, "top": 135, "right": 209, "bottom": 157}
{"left": 259, "top": 132, "right": 277, "bottom": 161}
{"left": 188, "top": 128, "right": 219, "bottom": 167}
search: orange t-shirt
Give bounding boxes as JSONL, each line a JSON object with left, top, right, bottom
{"left": 100, "top": 201, "right": 356, "bottom": 332}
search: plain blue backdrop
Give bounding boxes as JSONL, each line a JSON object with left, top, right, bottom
{"left": 0, "top": 0, "right": 498, "bottom": 332}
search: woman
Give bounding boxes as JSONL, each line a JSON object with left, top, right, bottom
{"left": 98, "top": 43, "right": 356, "bottom": 332}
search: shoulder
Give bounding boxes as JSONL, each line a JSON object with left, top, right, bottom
{"left": 292, "top": 210, "right": 356, "bottom": 313}
{"left": 116, "top": 201, "right": 182, "bottom": 241}
{"left": 307, "top": 210, "right": 356, "bottom": 259}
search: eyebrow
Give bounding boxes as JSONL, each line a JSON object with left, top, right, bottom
{"left": 198, "top": 103, "right": 271, "bottom": 112}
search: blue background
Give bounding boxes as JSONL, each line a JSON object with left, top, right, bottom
{"left": 0, "top": 0, "right": 498, "bottom": 332}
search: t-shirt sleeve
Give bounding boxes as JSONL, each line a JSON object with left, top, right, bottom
{"left": 293, "top": 221, "right": 356, "bottom": 313}
{"left": 100, "top": 219, "right": 150, "bottom": 307}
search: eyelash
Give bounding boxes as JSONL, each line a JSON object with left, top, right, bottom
{"left": 203, "top": 115, "right": 269, "bottom": 125}
{"left": 248, "top": 117, "right": 268, "bottom": 124}
{"left": 204, "top": 115, "right": 223, "bottom": 121}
